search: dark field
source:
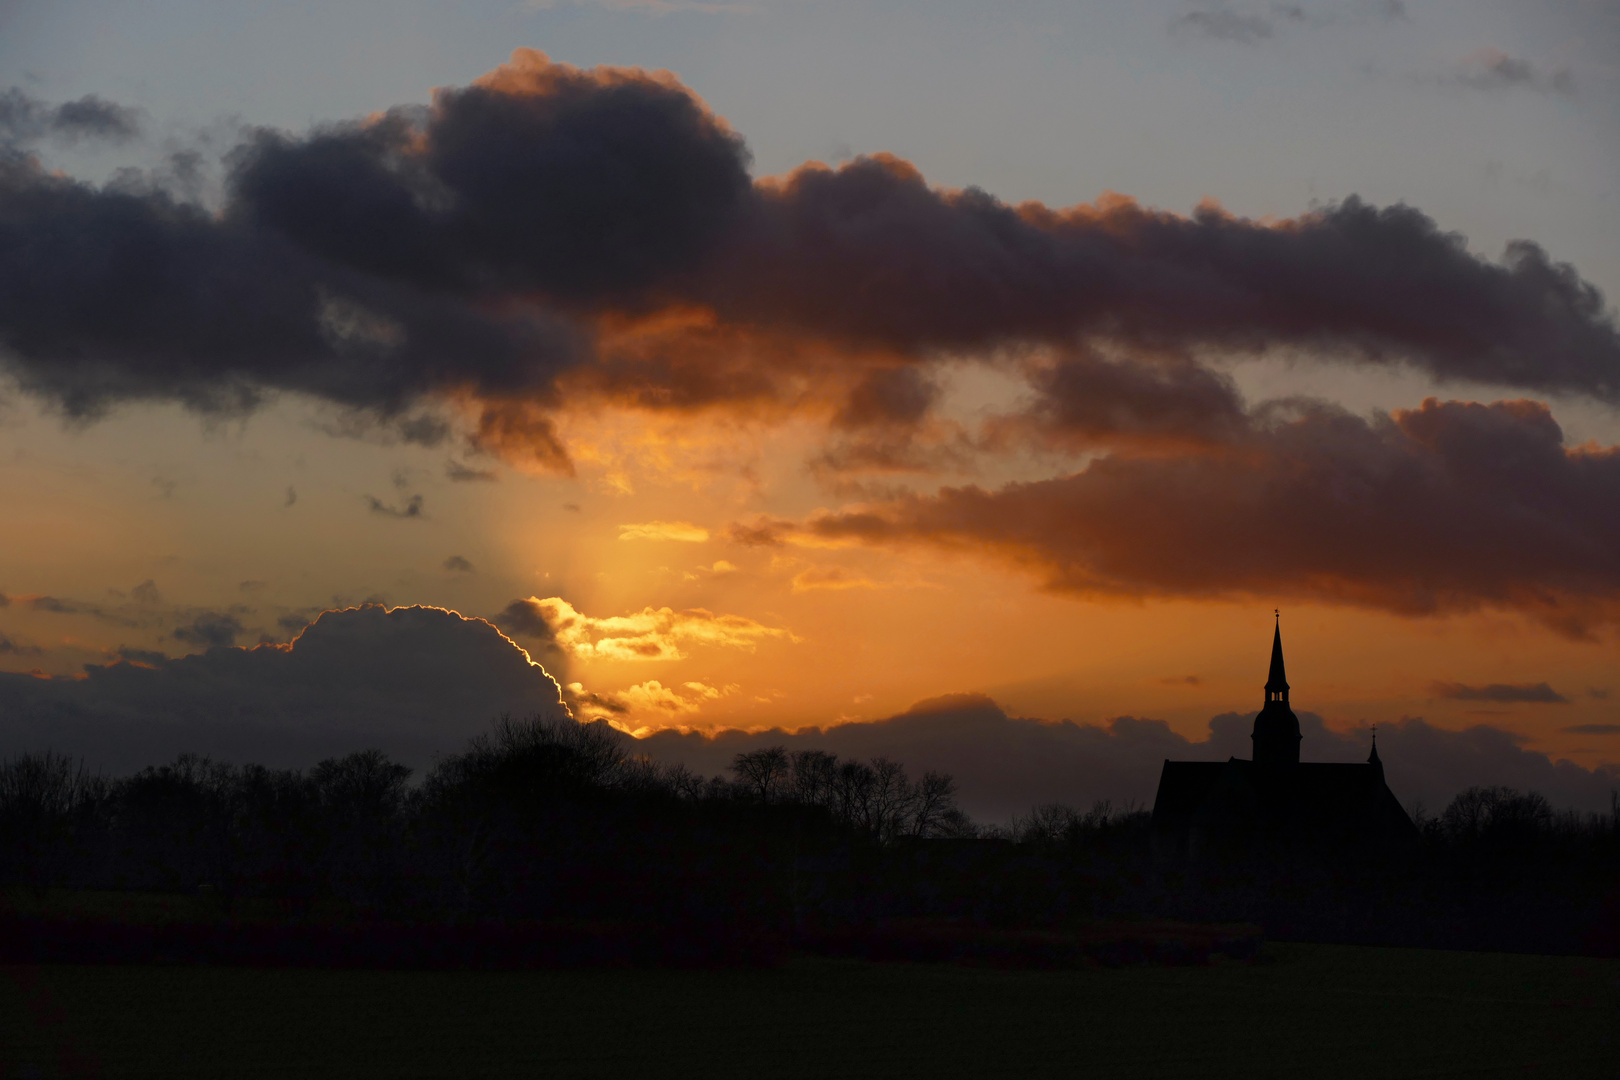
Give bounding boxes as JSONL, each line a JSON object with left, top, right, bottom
{"left": 4, "top": 944, "right": 1617, "bottom": 1079}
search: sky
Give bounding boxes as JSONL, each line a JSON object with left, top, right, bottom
{"left": 1, "top": 0, "right": 1618, "bottom": 815}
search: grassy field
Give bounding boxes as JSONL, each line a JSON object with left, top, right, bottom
{"left": 3, "top": 944, "right": 1617, "bottom": 1079}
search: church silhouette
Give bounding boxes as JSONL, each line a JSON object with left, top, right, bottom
{"left": 1150, "top": 617, "right": 1418, "bottom": 860}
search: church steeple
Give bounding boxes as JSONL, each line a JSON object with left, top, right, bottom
{"left": 1265, "top": 611, "right": 1289, "bottom": 704}
{"left": 1251, "top": 612, "right": 1302, "bottom": 767}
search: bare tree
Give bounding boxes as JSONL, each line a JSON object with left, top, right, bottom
{"left": 834, "top": 759, "right": 876, "bottom": 832}
{"left": 732, "top": 746, "right": 791, "bottom": 803}
{"left": 907, "top": 771, "right": 959, "bottom": 838}
{"left": 790, "top": 750, "right": 838, "bottom": 808}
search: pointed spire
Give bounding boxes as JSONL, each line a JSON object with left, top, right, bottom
{"left": 1265, "top": 610, "right": 1289, "bottom": 700}
{"left": 1368, "top": 725, "right": 1381, "bottom": 766}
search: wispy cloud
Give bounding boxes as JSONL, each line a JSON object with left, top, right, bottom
{"left": 1429, "top": 680, "right": 1570, "bottom": 705}
{"left": 1169, "top": 1, "right": 1405, "bottom": 44}
{"left": 521, "top": 0, "right": 755, "bottom": 14}
{"left": 1171, "top": 8, "right": 1278, "bottom": 43}
{"left": 445, "top": 459, "right": 498, "bottom": 483}
{"left": 1449, "top": 47, "right": 1574, "bottom": 95}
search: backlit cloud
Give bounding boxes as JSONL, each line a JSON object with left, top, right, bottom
{"left": 513, "top": 595, "right": 793, "bottom": 662}
{"left": 0, "top": 604, "right": 567, "bottom": 773}
{"left": 618, "top": 520, "right": 710, "bottom": 542}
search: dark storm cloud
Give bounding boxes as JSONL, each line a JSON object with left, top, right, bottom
{"left": 733, "top": 398, "right": 1620, "bottom": 634}
{"left": 1430, "top": 681, "right": 1570, "bottom": 705}
{"left": 0, "top": 88, "right": 142, "bottom": 145}
{"left": 0, "top": 604, "right": 568, "bottom": 774}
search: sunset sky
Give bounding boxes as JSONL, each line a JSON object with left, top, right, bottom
{"left": 2, "top": 0, "right": 1617, "bottom": 815}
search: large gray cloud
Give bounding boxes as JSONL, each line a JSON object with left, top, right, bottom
{"left": 738, "top": 397, "right": 1620, "bottom": 634}
{"left": 0, "top": 604, "right": 567, "bottom": 774}
{"left": 2, "top": 50, "right": 1617, "bottom": 436}
{"left": 634, "top": 693, "right": 1619, "bottom": 820}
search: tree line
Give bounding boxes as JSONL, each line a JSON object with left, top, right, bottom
{"left": 0, "top": 717, "right": 1616, "bottom": 958}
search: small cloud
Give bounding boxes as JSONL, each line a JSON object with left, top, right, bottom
{"left": 239, "top": 580, "right": 267, "bottom": 594}
{"left": 152, "top": 476, "right": 176, "bottom": 499}
{"left": 791, "top": 566, "right": 880, "bottom": 592}
{"left": 446, "top": 459, "right": 498, "bottom": 483}
{"left": 1561, "top": 724, "right": 1620, "bottom": 736}
{"left": 563, "top": 503, "right": 582, "bottom": 513}
{"left": 172, "top": 612, "right": 244, "bottom": 649}
{"left": 1590, "top": 688, "right": 1610, "bottom": 701}
{"left": 1452, "top": 47, "right": 1574, "bottom": 95}
{"left": 0, "top": 633, "right": 43, "bottom": 657}
{"left": 284, "top": 486, "right": 298, "bottom": 508}
{"left": 365, "top": 494, "right": 425, "bottom": 519}
{"left": 443, "top": 555, "right": 475, "bottom": 574}
{"left": 1170, "top": 8, "right": 1275, "bottom": 43}
{"left": 131, "top": 579, "right": 161, "bottom": 605}
{"left": 620, "top": 680, "right": 702, "bottom": 714}
{"left": 618, "top": 679, "right": 736, "bottom": 716}
{"left": 618, "top": 520, "right": 710, "bottom": 543}
{"left": 114, "top": 645, "right": 167, "bottom": 665}
{"left": 1429, "top": 680, "right": 1570, "bottom": 704}
{"left": 0, "top": 89, "right": 142, "bottom": 145}
{"left": 1160, "top": 675, "right": 1203, "bottom": 686}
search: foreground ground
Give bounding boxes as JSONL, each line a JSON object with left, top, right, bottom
{"left": 3, "top": 944, "right": 1617, "bottom": 1079}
